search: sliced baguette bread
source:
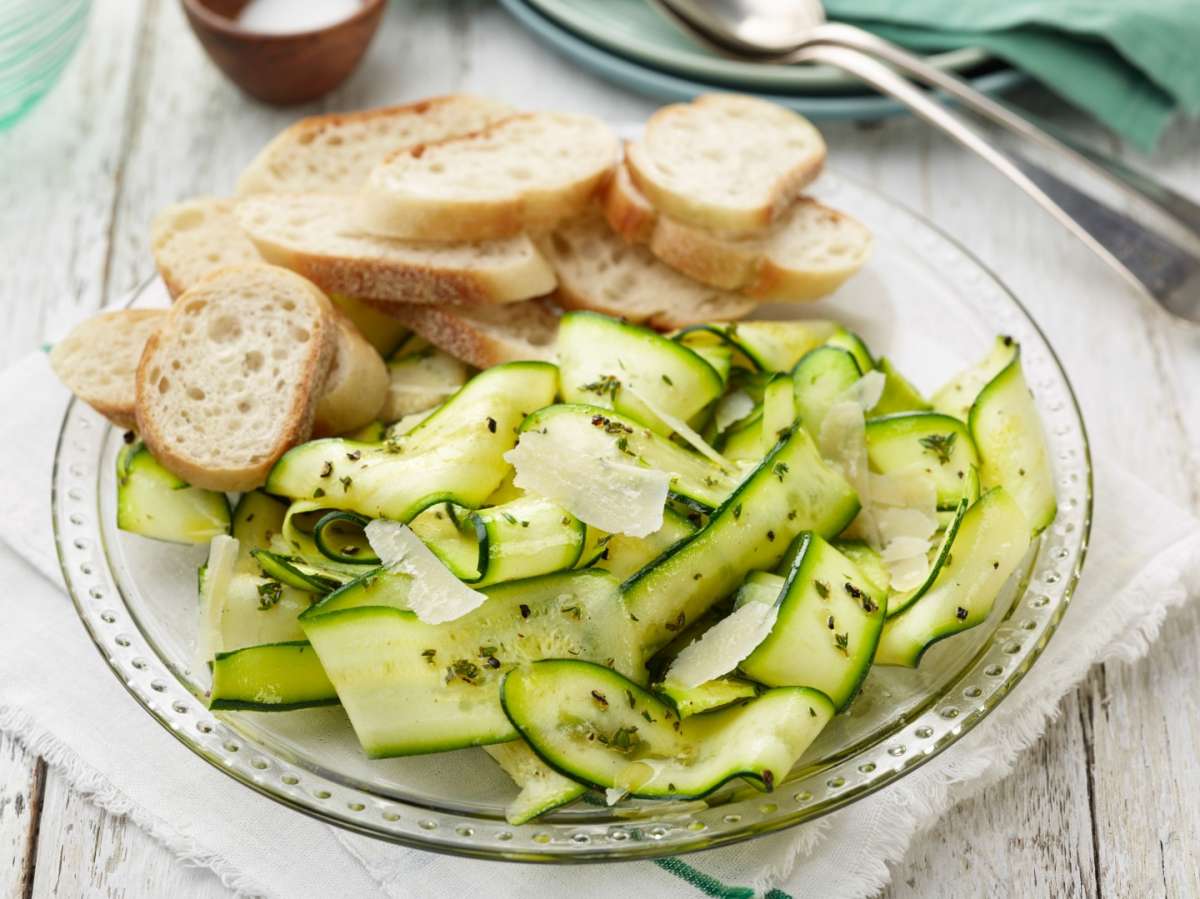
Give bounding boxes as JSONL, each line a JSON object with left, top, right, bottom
{"left": 236, "top": 193, "right": 557, "bottom": 305}
{"left": 539, "top": 216, "right": 756, "bottom": 329}
{"left": 135, "top": 264, "right": 336, "bottom": 491}
{"left": 313, "top": 312, "right": 389, "bottom": 436}
{"left": 150, "top": 197, "right": 263, "bottom": 298}
{"left": 357, "top": 112, "right": 620, "bottom": 242}
{"left": 371, "top": 299, "right": 559, "bottom": 368}
{"left": 625, "top": 94, "right": 826, "bottom": 234}
{"left": 603, "top": 164, "right": 872, "bottom": 300}
{"left": 237, "top": 95, "right": 514, "bottom": 195}
{"left": 49, "top": 309, "right": 168, "bottom": 429}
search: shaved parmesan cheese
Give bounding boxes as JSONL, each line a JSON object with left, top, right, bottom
{"left": 665, "top": 602, "right": 779, "bottom": 688}
{"left": 505, "top": 430, "right": 669, "bottom": 538}
{"left": 714, "top": 389, "right": 755, "bottom": 433}
{"left": 874, "top": 507, "right": 938, "bottom": 544}
{"left": 605, "top": 787, "right": 628, "bottom": 806}
{"left": 196, "top": 535, "right": 240, "bottom": 670}
{"left": 882, "top": 553, "right": 930, "bottom": 592}
{"left": 627, "top": 386, "right": 731, "bottom": 470}
{"left": 365, "top": 520, "right": 486, "bottom": 624}
{"left": 845, "top": 370, "right": 886, "bottom": 412}
{"left": 870, "top": 467, "right": 938, "bottom": 510}
{"left": 819, "top": 400, "right": 870, "bottom": 500}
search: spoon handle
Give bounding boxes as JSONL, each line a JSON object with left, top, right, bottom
{"left": 810, "top": 22, "right": 1200, "bottom": 239}
{"left": 790, "top": 43, "right": 1200, "bottom": 322}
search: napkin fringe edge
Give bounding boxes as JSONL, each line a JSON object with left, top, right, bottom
{"left": 0, "top": 704, "right": 277, "bottom": 899}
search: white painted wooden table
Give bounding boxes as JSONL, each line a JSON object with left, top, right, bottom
{"left": 1, "top": 2, "right": 1198, "bottom": 896}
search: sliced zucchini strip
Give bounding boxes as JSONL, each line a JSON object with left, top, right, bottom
{"left": 230, "top": 490, "right": 288, "bottom": 559}
{"left": 517, "top": 404, "right": 738, "bottom": 510}
{"left": 251, "top": 550, "right": 347, "bottom": 594}
{"left": 209, "top": 641, "right": 337, "bottom": 711}
{"left": 502, "top": 659, "right": 834, "bottom": 799}
{"left": 740, "top": 532, "right": 886, "bottom": 709}
{"left": 931, "top": 335, "right": 1017, "bottom": 422}
{"left": 300, "top": 570, "right": 639, "bottom": 757}
{"left": 484, "top": 740, "right": 587, "bottom": 825}
{"left": 471, "top": 495, "right": 586, "bottom": 587}
{"left": 875, "top": 487, "right": 1031, "bottom": 667}
{"left": 558, "top": 311, "right": 724, "bottom": 437}
{"left": 590, "top": 508, "right": 696, "bottom": 581}
{"left": 969, "top": 350, "right": 1057, "bottom": 533}
{"left": 266, "top": 362, "right": 558, "bottom": 520}
{"left": 832, "top": 539, "right": 890, "bottom": 596}
{"left": 116, "top": 441, "right": 230, "bottom": 544}
{"left": 871, "top": 357, "right": 931, "bottom": 416}
{"left": 825, "top": 326, "right": 875, "bottom": 373}
{"left": 886, "top": 497, "right": 968, "bottom": 618}
{"left": 304, "top": 568, "right": 411, "bottom": 617}
{"left": 313, "top": 511, "right": 379, "bottom": 565}
{"left": 675, "top": 321, "right": 837, "bottom": 373}
{"left": 196, "top": 536, "right": 315, "bottom": 672}
{"left": 623, "top": 426, "right": 859, "bottom": 652}
{"left": 864, "top": 412, "right": 980, "bottom": 509}
{"left": 792, "top": 346, "right": 862, "bottom": 440}
{"left": 655, "top": 676, "right": 759, "bottom": 718}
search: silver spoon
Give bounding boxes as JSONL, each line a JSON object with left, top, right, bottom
{"left": 651, "top": 0, "right": 1200, "bottom": 322}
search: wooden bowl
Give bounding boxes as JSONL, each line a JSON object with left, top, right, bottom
{"left": 181, "top": 0, "right": 386, "bottom": 105}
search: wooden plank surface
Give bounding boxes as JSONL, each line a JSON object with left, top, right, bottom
{"left": 0, "top": 2, "right": 1197, "bottom": 897}
{"left": 0, "top": 735, "right": 43, "bottom": 899}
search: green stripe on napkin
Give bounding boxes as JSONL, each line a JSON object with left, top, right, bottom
{"left": 826, "top": 0, "right": 1199, "bottom": 149}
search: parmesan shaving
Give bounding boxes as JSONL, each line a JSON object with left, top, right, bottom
{"left": 627, "top": 386, "right": 731, "bottom": 470}
{"left": 714, "top": 389, "right": 755, "bottom": 433}
{"left": 882, "top": 553, "right": 930, "bottom": 592}
{"left": 819, "top": 399, "right": 870, "bottom": 500}
{"left": 820, "top": 390, "right": 939, "bottom": 593}
{"left": 365, "top": 520, "right": 486, "bottom": 624}
{"left": 505, "top": 430, "right": 669, "bottom": 538}
{"left": 196, "top": 535, "right": 239, "bottom": 670}
{"left": 845, "top": 370, "right": 886, "bottom": 412}
{"left": 665, "top": 602, "right": 779, "bottom": 688}
{"left": 605, "top": 787, "right": 628, "bottom": 806}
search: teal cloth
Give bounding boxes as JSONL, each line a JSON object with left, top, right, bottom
{"left": 824, "top": 0, "right": 1200, "bottom": 150}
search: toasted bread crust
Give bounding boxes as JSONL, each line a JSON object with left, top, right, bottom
{"left": 248, "top": 239, "right": 552, "bottom": 306}
{"left": 134, "top": 265, "right": 337, "bottom": 491}
{"left": 626, "top": 94, "right": 826, "bottom": 234}
{"left": 151, "top": 197, "right": 263, "bottom": 299}
{"left": 599, "top": 159, "right": 658, "bottom": 245}
{"left": 237, "top": 95, "right": 515, "bottom": 195}
{"left": 366, "top": 299, "right": 558, "bottom": 368}
{"left": 357, "top": 113, "right": 620, "bottom": 242}
{"left": 49, "top": 309, "right": 167, "bottom": 430}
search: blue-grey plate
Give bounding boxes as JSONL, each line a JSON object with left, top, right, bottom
{"left": 524, "top": 0, "right": 990, "bottom": 92}
{"left": 500, "top": 0, "right": 1026, "bottom": 120}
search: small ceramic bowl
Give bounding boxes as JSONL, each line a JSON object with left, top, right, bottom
{"left": 181, "top": 0, "right": 386, "bottom": 105}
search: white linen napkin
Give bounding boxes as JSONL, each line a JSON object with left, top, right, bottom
{"left": 1, "top": 346, "right": 1197, "bottom": 899}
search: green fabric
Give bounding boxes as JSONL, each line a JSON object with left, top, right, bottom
{"left": 824, "top": 0, "right": 1200, "bottom": 149}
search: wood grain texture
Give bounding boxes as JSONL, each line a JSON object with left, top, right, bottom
{"left": 27, "top": 774, "right": 230, "bottom": 899}
{"left": 0, "top": 735, "right": 44, "bottom": 899}
{"left": 1, "top": 3, "right": 1197, "bottom": 898}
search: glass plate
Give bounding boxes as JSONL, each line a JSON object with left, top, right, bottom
{"left": 52, "top": 171, "right": 1091, "bottom": 862}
